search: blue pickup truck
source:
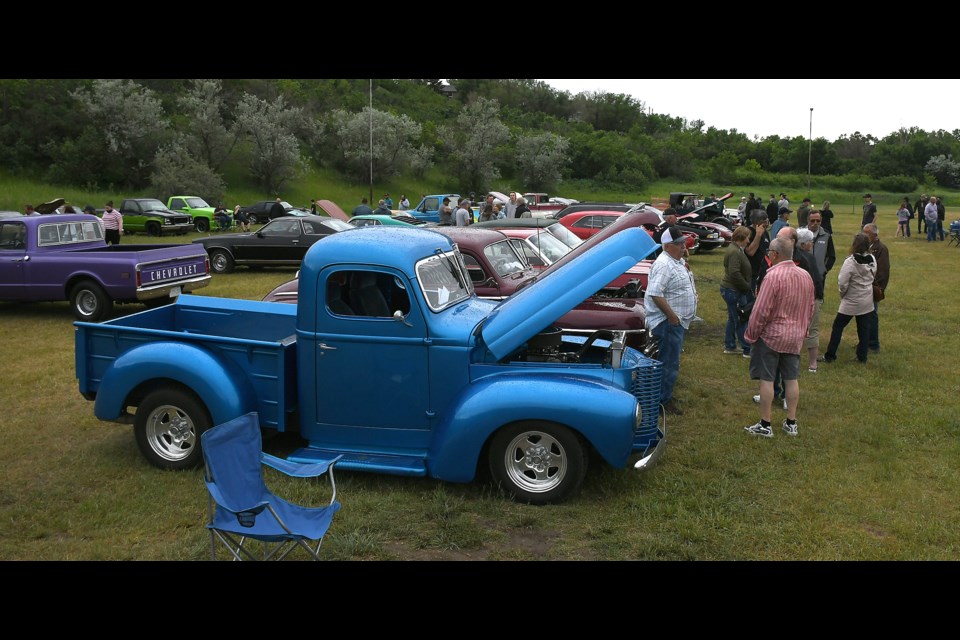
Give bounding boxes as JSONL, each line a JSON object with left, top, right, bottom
{"left": 400, "top": 193, "right": 480, "bottom": 223}
{"left": 75, "top": 225, "right": 664, "bottom": 504}
{"left": 1, "top": 213, "right": 211, "bottom": 321}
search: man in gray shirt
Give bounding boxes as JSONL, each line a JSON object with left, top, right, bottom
{"left": 454, "top": 198, "right": 472, "bottom": 226}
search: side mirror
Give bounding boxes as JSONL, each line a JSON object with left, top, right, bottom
{"left": 393, "top": 309, "right": 413, "bottom": 327}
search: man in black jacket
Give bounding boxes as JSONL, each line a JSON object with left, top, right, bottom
{"left": 915, "top": 194, "right": 929, "bottom": 236}
{"left": 269, "top": 197, "right": 286, "bottom": 220}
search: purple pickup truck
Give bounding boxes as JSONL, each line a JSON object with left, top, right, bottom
{"left": 0, "top": 213, "right": 211, "bottom": 321}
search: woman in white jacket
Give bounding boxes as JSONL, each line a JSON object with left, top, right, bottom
{"left": 822, "top": 233, "right": 877, "bottom": 364}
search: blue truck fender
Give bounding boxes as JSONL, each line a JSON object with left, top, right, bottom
{"left": 94, "top": 341, "right": 255, "bottom": 425}
{"left": 428, "top": 373, "right": 638, "bottom": 483}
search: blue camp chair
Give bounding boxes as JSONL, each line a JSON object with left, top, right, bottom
{"left": 201, "top": 412, "right": 342, "bottom": 561}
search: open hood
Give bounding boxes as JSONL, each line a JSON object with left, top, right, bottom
{"left": 36, "top": 197, "right": 66, "bottom": 214}
{"left": 317, "top": 199, "right": 350, "bottom": 221}
{"left": 480, "top": 227, "right": 655, "bottom": 360}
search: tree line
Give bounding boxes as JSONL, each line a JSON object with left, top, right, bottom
{"left": 3, "top": 78, "right": 960, "bottom": 203}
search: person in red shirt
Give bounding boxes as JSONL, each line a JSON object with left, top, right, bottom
{"left": 743, "top": 236, "right": 815, "bottom": 438}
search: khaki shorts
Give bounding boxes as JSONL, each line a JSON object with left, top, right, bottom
{"left": 804, "top": 298, "right": 823, "bottom": 350}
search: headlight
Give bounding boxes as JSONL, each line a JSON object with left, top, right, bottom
{"left": 634, "top": 402, "right": 643, "bottom": 432}
{"left": 708, "top": 233, "right": 718, "bottom": 239}
{"left": 164, "top": 219, "right": 172, "bottom": 224}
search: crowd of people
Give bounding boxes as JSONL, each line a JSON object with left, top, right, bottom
{"left": 652, "top": 191, "right": 917, "bottom": 439}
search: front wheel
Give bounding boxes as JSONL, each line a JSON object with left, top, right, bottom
{"left": 489, "top": 421, "right": 587, "bottom": 505}
{"left": 195, "top": 217, "right": 210, "bottom": 233}
{"left": 209, "top": 249, "right": 235, "bottom": 274}
{"left": 134, "top": 387, "right": 211, "bottom": 470}
{"left": 70, "top": 280, "right": 112, "bottom": 322}
{"left": 146, "top": 222, "right": 161, "bottom": 236}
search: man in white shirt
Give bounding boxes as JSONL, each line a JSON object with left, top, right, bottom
{"left": 644, "top": 227, "right": 698, "bottom": 415}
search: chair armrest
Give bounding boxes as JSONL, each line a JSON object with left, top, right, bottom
{"left": 261, "top": 453, "right": 343, "bottom": 478}
{"left": 205, "top": 480, "right": 270, "bottom": 515}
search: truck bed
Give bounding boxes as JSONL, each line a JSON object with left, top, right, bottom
{"left": 75, "top": 294, "right": 299, "bottom": 430}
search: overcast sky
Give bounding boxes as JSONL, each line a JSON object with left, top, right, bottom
{"left": 539, "top": 79, "right": 958, "bottom": 142}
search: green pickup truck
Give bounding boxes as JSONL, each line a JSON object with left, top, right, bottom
{"left": 117, "top": 199, "right": 194, "bottom": 236}
{"left": 167, "top": 196, "right": 227, "bottom": 232}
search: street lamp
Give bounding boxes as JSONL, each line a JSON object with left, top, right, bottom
{"left": 369, "top": 79, "right": 374, "bottom": 206}
{"left": 807, "top": 107, "right": 813, "bottom": 197}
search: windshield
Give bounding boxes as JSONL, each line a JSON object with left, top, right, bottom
{"left": 280, "top": 201, "right": 295, "bottom": 209}
{"left": 319, "top": 219, "right": 354, "bottom": 232}
{"left": 528, "top": 232, "right": 571, "bottom": 263}
{"left": 140, "top": 199, "right": 169, "bottom": 212}
{"left": 545, "top": 223, "right": 582, "bottom": 249}
{"left": 482, "top": 240, "right": 527, "bottom": 277}
{"left": 186, "top": 197, "right": 209, "bottom": 208}
{"left": 415, "top": 249, "right": 474, "bottom": 312}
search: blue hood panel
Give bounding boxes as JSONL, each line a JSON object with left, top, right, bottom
{"left": 480, "top": 227, "right": 655, "bottom": 359}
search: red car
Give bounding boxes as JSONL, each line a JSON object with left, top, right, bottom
{"left": 559, "top": 209, "right": 700, "bottom": 253}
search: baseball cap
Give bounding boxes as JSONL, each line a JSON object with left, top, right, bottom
{"left": 663, "top": 207, "right": 678, "bottom": 217}
{"left": 779, "top": 207, "right": 792, "bottom": 215}
{"left": 660, "top": 227, "right": 686, "bottom": 245}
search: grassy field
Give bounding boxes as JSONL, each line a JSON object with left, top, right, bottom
{"left": 1, "top": 190, "right": 958, "bottom": 561}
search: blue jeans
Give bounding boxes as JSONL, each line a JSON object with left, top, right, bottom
{"left": 927, "top": 222, "right": 938, "bottom": 241}
{"left": 720, "top": 286, "right": 751, "bottom": 354}
{"left": 937, "top": 219, "right": 945, "bottom": 240}
{"left": 652, "top": 320, "right": 687, "bottom": 404}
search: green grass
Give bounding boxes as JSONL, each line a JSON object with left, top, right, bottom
{"left": 1, "top": 182, "right": 957, "bottom": 561}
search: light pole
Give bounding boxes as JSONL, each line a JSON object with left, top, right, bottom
{"left": 807, "top": 107, "right": 813, "bottom": 197}
{"left": 369, "top": 79, "right": 374, "bottom": 206}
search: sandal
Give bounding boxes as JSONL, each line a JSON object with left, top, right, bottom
{"left": 807, "top": 367, "right": 818, "bottom": 373}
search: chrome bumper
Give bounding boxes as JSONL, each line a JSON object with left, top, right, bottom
{"left": 634, "top": 408, "right": 666, "bottom": 470}
{"left": 136, "top": 274, "right": 212, "bottom": 300}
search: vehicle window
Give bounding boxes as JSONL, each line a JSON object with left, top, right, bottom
{"left": 126, "top": 201, "right": 142, "bottom": 214}
{"left": 424, "top": 197, "right": 439, "bottom": 212}
{"left": 280, "top": 201, "right": 294, "bottom": 209}
{"left": 170, "top": 198, "right": 185, "bottom": 209}
{"left": 571, "top": 215, "right": 594, "bottom": 229}
{"left": 263, "top": 219, "right": 299, "bottom": 235}
{"left": 545, "top": 223, "right": 582, "bottom": 248}
{"left": 482, "top": 240, "right": 526, "bottom": 277}
{"left": 510, "top": 239, "right": 545, "bottom": 267}
{"left": 327, "top": 270, "right": 412, "bottom": 318}
{"left": 186, "top": 198, "right": 208, "bottom": 208}
{"left": 462, "top": 254, "right": 489, "bottom": 283}
{"left": 0, "top": 222, "right": 26, "bottom": 249}
{"left": 600, "top": 216, "right": 618, "bottom": 227}
{"left": 527, "top": 232, "right": 571, "bottom": 263}
{"left": 350, "top": 218, "right": 376, "bottom": 227}
{"left": 415, "top": 250, "right": 473, "bottom": 311}
{"left": 140, "top": 200, "right": 167, "bottom": 212}
{"left": 321, "top": 219, "right": 354, "bottom": 232}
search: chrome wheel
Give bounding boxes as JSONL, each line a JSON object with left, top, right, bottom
{"left": 143, "top": 404, "right": 197, "bottom": 463}
{"left": 502, "top": 430, "right": 567, "bottom": 493}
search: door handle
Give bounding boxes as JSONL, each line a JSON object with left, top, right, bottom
{"left": 317, "top": 342, "right": 337, "bottom": 350}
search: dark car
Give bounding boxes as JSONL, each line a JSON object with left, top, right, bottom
{"left": 193, "top": 214, "right": 354, "bottom": 273}
{"left": 239, "top": 200, "right": 310, "bottom": 225}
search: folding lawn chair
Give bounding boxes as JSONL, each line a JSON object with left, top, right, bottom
{"left": 201, "top": 412, "right": 342, "bottom": 561}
